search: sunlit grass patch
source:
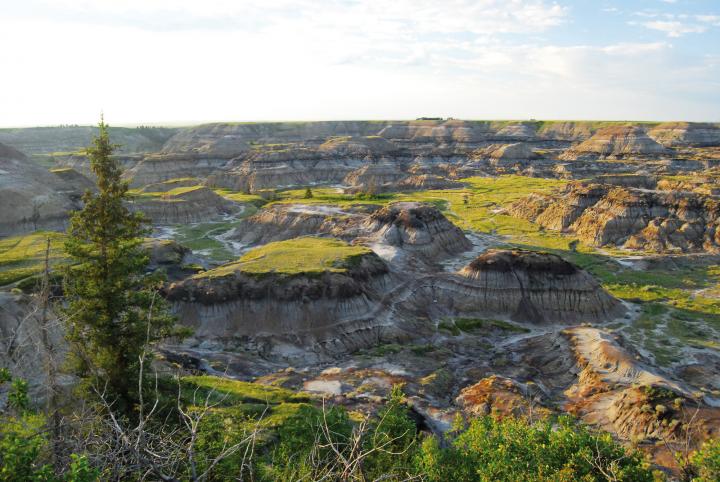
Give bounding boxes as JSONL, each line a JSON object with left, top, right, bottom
{"left": 0, "top": 231, "right": 66, "bottom": 286}
{"left": 195, "top": 237, "right": 373, "bottom": 277}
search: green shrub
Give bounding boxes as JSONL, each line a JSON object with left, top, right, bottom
{"left": 692, "top": 438, "right": 720, "bottom": 481}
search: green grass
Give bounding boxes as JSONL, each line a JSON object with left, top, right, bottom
{"left": 182, "top": 375, "right": 309, "bottom": 405}
{"left": 179, "top": 375, "right": 312, "bottom": 436}
{"left": 196, "top": 237, "right": 372, "bottom": 278}
{"left": 212, "top": 188, "right": 266, "bottom": 205}
{"left": 129, "top": 184, "right": 205, "bottom": 199}
{"left": 169, "top": 219, "right": 247, "bottom": 262}
{"left": 0, "top": 232, "right": 66, "bottom": 286}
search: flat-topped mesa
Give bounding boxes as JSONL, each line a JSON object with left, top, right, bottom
{"left": 128, "top": 185, "right": 239, "bottom": 224}
{"left": 510, "top": 182, "right": 720, "bottom": 253}
{"left": 0, "top": 142, "right": 78, "bottom": 236}
{"left": 360, "top": 202, "right": 472, "bottom": 260}
{"left": 559, "top": 125, "right": 669, "bottom": 160}
{"left": 449, "top": 249, "right": 623, "bottom": 323}
{"left": 648, "top": 122, "right": 720, "bottom": 147}
{"left": 165, "top": 237, "right": 397, "bottom": 355}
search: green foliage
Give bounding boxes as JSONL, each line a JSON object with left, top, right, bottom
{"left": 434, "top": 415, "right": 654, "bottom": 482}
{"left": 303, "top": 187, "right": 313, "bottom": 199}
{"left": 8, "top": 378, "right": 30, "bottom": 412}
{"left": 62, "top": 119, "right": 179, "bottom": 414}
{"left": 363, "top": 385, "right": 418, "bottom": 479}
{"left": 0, "top": 413, "right": 53, "bottom": 481}
{"left": 692, "top": 438, "right": 720, "bottom": 482}
{"left": 263, "top": 404, "right": 354, "bottom": 480}
{"left": 65, "top": 454, "right": 99, "bottom": 482}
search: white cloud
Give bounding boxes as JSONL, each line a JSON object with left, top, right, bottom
{"left": 642, "top": 20, "right": 707, "bottom": 37}
{"left": 0, "top": 0, "right": 717, "bottom": 124}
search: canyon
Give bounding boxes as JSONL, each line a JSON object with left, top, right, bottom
{"left": 2, "top": 119, "right": 720, "bottom": 475}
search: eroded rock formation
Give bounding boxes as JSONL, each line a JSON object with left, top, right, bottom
{"left": 510, "top": 182, "right": 720, "bottom": 252}
{"left": 400, "top": 249, "right": 623, "bottom": 323}
{"left": 560, "top": 125, "right": 669, "bottom": 160}
{"left": 128, "top": 186, "right": 240, "bottom": 224}
{"left": 0, "top": 143, "right": 77, "bottom": 236}
{"left": 165, "top": 248, "right": 401, "bottom": 356}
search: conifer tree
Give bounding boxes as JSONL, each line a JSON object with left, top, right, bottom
{"left": 63, "top": 117, "right": 176, "bottom": 414}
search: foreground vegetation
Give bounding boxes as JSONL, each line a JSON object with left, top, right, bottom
{"left": 0, "top": 370, "right": 671, "bottom": 481}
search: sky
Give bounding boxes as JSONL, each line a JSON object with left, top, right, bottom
{"left": 0, "top": 0, "right": 719, "bottom": 126}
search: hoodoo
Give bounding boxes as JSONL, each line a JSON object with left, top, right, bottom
{"left": 401, "top": 249, "right": 624, "bottom": 323}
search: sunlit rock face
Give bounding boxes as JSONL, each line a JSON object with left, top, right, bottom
{"left": 510, "top": 182, "right": 720, "bottom": 253}
{"left": 559, "top": 125, "right": 670, "bottom": 160}
{"left": 648, "top": 122, "right": 720, "bottom": 147}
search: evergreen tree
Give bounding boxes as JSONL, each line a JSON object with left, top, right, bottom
{"left": 304, "top": 187, "right": 313, "bottom": 199}
{"left": 63, "top": 117, "right": 176, "bottom": 414}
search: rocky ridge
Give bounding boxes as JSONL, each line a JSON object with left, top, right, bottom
{"left": 510, "top": 182, "right": 720, "bottom": 252}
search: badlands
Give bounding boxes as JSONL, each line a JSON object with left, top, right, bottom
{"left": 2, "top": 119, "right": 720, "bottom": 474}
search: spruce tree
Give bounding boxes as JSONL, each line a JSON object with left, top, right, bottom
{"left": 63, "top": 118, "right": 176, "bottom": 414}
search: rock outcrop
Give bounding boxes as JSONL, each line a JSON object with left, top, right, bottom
{"left": 231, "top": 204, "right": 373, "bottom": 246}
{"left": 232, "top": 202, "right": 470, "bottom": 263}
{"left": 128, "top": 186, "right": 239, "bottom": 224}
{"left": 510, "top": 182, "right": 720, "bottom": 252}
{"left": 360, "top": 202, "right": 471, "bottom": 261}
{"left": 648, "top": 122, "right": 720, "bottom": 147}
{"left": 344, "top": 158, "right": 407, "bottom": 192}
{"left": 400, "top": 249, "right": 623, "bottom": 323}
{"left": 481, "top": 143, "right": 538, "bottom": 163}
{"left": 0, "top": 292, "right": 67, "bottom": 403}
{"left": 564, "top": 327, "right": 720, "bottom": 447}
{"left": 165, "top": 243, "right": 398, "bottom": 356}
{"left": 560, "top": 125, "right": 669, "bottom": 160}
{"left": 0, "top": 143, "right": 77, "bottom": 236}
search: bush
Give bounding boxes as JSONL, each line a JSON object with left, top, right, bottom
{"left": 417, "top": 415, "right": 654, "bottom": 481}
{"left": 692, "top": 438, "right": 720, "bottom": 481}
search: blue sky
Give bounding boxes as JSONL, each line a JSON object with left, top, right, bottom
{"left": 0, "top": 0, "right": 718, "bottom": 126}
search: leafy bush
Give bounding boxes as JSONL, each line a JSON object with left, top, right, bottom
{"left": 692, "top": 438, "right": 720, "bottom": 481}
{"left": 417, "top": 415, "right": 654, "bottom": 481}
